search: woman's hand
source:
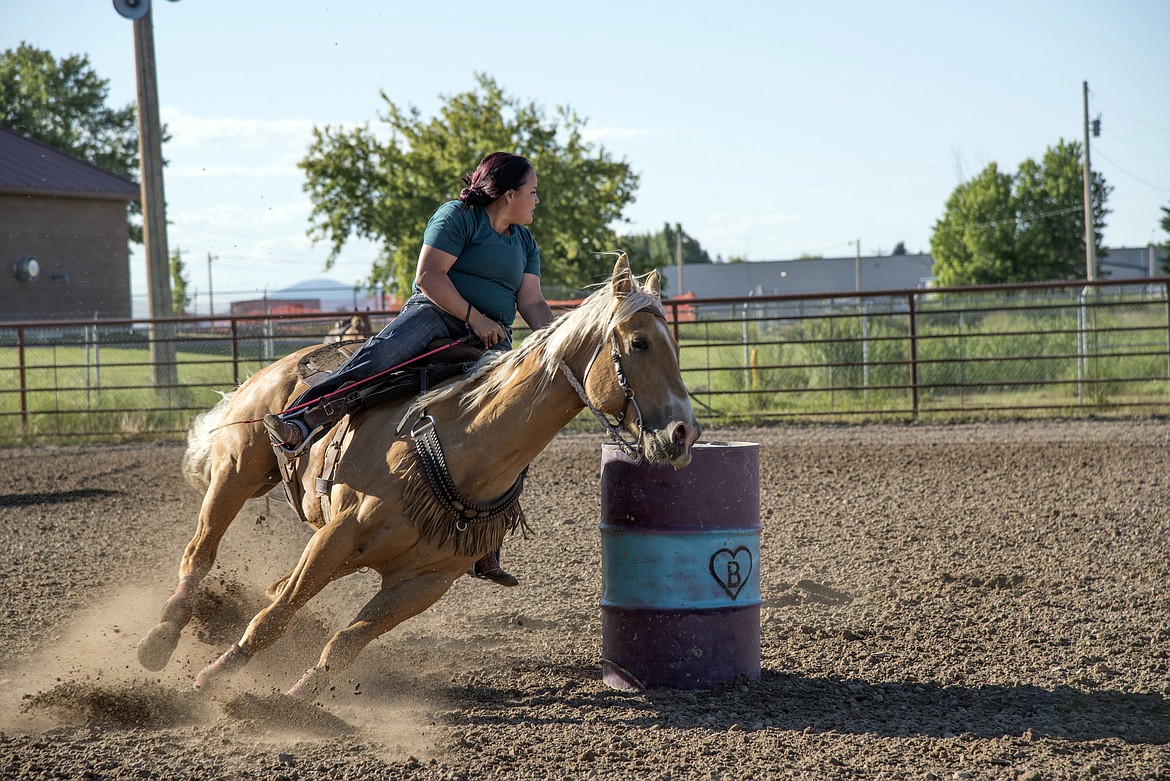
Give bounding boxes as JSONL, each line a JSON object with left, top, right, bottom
{"left": 468, "top": 308, "right": 506, "bottom": 348}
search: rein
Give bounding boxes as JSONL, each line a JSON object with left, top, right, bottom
{"left": 281, "top": 334, "right": 479, "bottom": 417}
{"left": 400, "top": 301, "right": 663, "bottom": 548}
{"left": 230, "top": 335, "right": 479, "bottom": 428}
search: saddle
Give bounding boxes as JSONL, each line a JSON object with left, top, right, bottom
{"left": 277, "top": 338, "right": 485, "bottom": 526}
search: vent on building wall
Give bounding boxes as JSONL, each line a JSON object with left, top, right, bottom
{"left": 13, "top": 257, "right": 40, "bottom": 283}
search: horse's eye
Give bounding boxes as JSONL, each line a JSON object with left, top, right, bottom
{"left": 631, "top": 336, "right": 649, "bottom": 351}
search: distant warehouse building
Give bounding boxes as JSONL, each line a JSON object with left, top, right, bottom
{"left": 658, "top": 248, "right": 1165, "bottom": 299}
{"left": 0, "top": 125, "right": 140, "bottom": 322}
{"left": 658, "top": 253, "right": 935, "bottom": 299}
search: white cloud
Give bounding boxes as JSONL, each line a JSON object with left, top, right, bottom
{"left": 168, "top": 163, "right": 302, "bottom": 178}
{"left": 161, "top": 107, "right": 317, "bottom": 150}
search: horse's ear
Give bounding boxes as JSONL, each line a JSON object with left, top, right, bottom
{"left": 645, "top": 269, "right": 662, "bottom": 298}
{"left": 611, "top": 253, "right": 633, "bottom": 297}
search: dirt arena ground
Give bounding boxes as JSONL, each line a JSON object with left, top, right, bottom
{"left": 0, "top": 420, "right": 1167, "bottom": 780}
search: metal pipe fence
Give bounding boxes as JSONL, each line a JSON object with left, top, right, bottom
{"left": 665, "top": 277, "right": 1170, "bottom": 423}
{"left": 2, "top": 276, "right": 1168, "bottom": 444}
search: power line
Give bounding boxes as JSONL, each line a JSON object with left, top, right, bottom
{"left": 1086, "top": 89, "right": 1170, "bottom": 134}
{"left": 1092, "top": 146, "right": 1170, "bottom": 194}
{"left": 959, "top": 205, "right": 1083, "bottom": 230}
{"left": 1100, "top": 129, "right": 1170, "bottom": 163}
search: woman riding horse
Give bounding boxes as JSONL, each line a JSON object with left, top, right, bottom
{"left": 136, "top": 253, "right": 699, "bottom": 699}
{"left": 265, "top": 152, "right": 553, "bottom": 586}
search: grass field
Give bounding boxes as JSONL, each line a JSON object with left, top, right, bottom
{"left": 3, "top": 292, "right": 1169, "bottom": 443}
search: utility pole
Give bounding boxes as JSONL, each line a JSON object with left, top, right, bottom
{"left": 1082, "top": 81, "right": 1097, "bottom": 282}
{"left": 133, "top": 7, "right": 177, "bottom": 385}
{"left": 206, "top": 252, "right": 217, "bottom": 319}
{"left": 675, "top": 224, "right": 684, "bottom": 295}
{"left": 852, "top": 239, "right": 861, "bottom": 292}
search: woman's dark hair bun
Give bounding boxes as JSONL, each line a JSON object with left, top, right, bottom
{"left": 458, "top": 152, "right": 533, "bottom": 207}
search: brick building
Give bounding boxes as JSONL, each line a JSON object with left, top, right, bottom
{"left": 0, "top": 125, "right": 139, "bottom": 322}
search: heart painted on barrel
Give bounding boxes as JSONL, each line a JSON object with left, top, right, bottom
{"left": 709, "top": 546, "right": 753, "bottom": 600}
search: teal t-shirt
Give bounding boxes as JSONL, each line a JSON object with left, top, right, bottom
{"left": 419, "top": 200, "right": 541, "bottom": 323}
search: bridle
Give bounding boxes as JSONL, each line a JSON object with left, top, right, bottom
{"left": 402, "top": 302, "right": 668, "bottom": 533}
{"left": 558, "top": 305, "right": 668, "bottom": 459}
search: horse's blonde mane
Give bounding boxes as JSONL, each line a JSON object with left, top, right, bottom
{"left": 414, "top": 273, "right": 664, "bottom": 415}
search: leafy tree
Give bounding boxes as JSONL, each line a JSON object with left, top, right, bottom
{"left": 796, "top": 252, "right": 824, "bottom": 260}
{"left": 1160, "top": 203, "right": 1170, "bottom": 274}
{"left": 930, "top": 140, "right": 1111, "bottom": 286}
{"left": 619, "top": 223, "right": 712, "bottom": 282}
{"left": 169, "top": 247, "right": 191, "bottom": 314}
{"left": 0, "top": 43, "right": 143, "bottom": 241}
{"left": 299, "top": 74, "right": 639, "bottom": 297}
{"left": 891, "top": 241, "right": 908, "bottom": 256}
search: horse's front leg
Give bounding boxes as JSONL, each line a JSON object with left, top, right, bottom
{"left": 287, "top": 567, "right": 463, "bottom": 699}
{"left": 192, "top": 517, "right": 359, "bottom": 691}
{"left": 137, "top": 453, "right": 272, "bottom": 671}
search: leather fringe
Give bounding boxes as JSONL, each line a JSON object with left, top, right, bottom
{"left": 399, "top": 449, "right": 530, "bottom": 557}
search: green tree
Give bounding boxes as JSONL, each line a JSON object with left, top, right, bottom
{"left": 930, "top": 140, "right": 1111, "bottom": 286}
{"left": 299, "top": 74, "right": 639, "bottom": 297}
{"left": 1160, "top": 203, "right": 1170, "bottom": 274}
{"left": 169, "top": 247, "right": 191, "bottom": 315}
{"left": 0, "top": 43, "right": 143, "bottom": 241}
{"left": 891, "top": 241, "right": 908, "bottom": 256}
{"left": 619, "top": 223, "right": 713, "bottom": 282}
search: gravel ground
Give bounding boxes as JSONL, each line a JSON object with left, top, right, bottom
{"left": 0, "top": 420, "right": 1168, "bottom": 780}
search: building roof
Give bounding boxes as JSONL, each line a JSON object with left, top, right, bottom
{"left": 0, "top": 125, "right": 139, "bottom": 201}
{"left": 659, "top": 254, "right": 937, "bottom": 299}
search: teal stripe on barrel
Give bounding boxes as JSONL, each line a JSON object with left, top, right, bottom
{"left": 600, "top": 441, "right": 761, "bottom": 691}
{"left": 602, "top": 529, "right": 761, "bottom": 609}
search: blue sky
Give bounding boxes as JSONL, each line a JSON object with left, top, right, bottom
{"left": 6, "top": 1, "right": 1170, "bottom": 312}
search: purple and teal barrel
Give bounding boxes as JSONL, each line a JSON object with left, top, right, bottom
{"left": 599, "top": 441, "right": 761, "bottom": 690}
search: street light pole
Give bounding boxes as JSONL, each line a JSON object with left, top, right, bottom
{"left": 206, "top": 252, "right": 217, "bottom": 319}
{"left": 852, "top": 239, "right": 861, "bottom": 292}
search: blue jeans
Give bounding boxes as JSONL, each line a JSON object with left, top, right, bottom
{"left": 283, "top": 292, "right": 511, "bottom": 418}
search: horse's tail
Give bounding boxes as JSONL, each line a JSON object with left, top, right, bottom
{"left": 181, "top": 391, "right": 234, "bottom": 493}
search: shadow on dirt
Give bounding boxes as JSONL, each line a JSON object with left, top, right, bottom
{"left": 21, "top": 682, "right": 353, "bottom": 737}
{"left": 445, "top": 666, "right": 1170, "bottom": 745}
{"left": 0, "top": 488, "right": 120, "bottom": 507}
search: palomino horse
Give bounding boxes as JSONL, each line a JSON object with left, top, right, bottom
{"left": 137, "top": 255, "right": 699, "bottom": 698}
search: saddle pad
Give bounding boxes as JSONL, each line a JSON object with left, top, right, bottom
{"left": 298, "top": 340, "right": 366, "bottom": 384}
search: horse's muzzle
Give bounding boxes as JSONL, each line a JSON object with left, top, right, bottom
{"left": 644, "top": 419, "right": 700, "bottom": 468}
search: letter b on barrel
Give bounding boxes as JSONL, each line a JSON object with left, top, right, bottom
{"left": 599, "top": 441, "right": 761, "bottom": 690}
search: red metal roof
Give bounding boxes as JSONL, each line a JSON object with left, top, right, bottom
{"left": 0, "top": 124, "right": 140, "bottom": 201}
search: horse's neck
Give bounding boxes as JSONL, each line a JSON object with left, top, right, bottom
{"left": 434, "top": 348, "right": 585, "bottom": 501}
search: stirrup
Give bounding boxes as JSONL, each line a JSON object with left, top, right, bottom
{"left": 264, "top": 415, "right": 314, "bottom": 459}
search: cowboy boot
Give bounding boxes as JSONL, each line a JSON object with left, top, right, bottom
{"left": 263, "top": 413, "right": 308, "bottom": 450}
{"left": 469, "top": 549, "right": 518, "bottom": 587}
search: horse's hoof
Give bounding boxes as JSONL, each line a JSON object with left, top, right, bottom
{"left": 287, "top": 666, "right": 328, "bottom": 700}
{"left": 192, "top": 667, "right": 214, "bottom": 692}
{"left": 193, "top": 642, "right": 251, "bottom": 692}
{"left": 136, "top": 623, "right": 181, "bottom": 672}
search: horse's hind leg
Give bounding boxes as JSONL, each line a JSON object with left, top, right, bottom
{"left": 193, "top": 518, "right": 358, "bottom": 691}
{"left": 137, "top": 444, "right": 275, "bottom": 671}
{"left": 287, "top": 570, "right": 457, "bottom": 699}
